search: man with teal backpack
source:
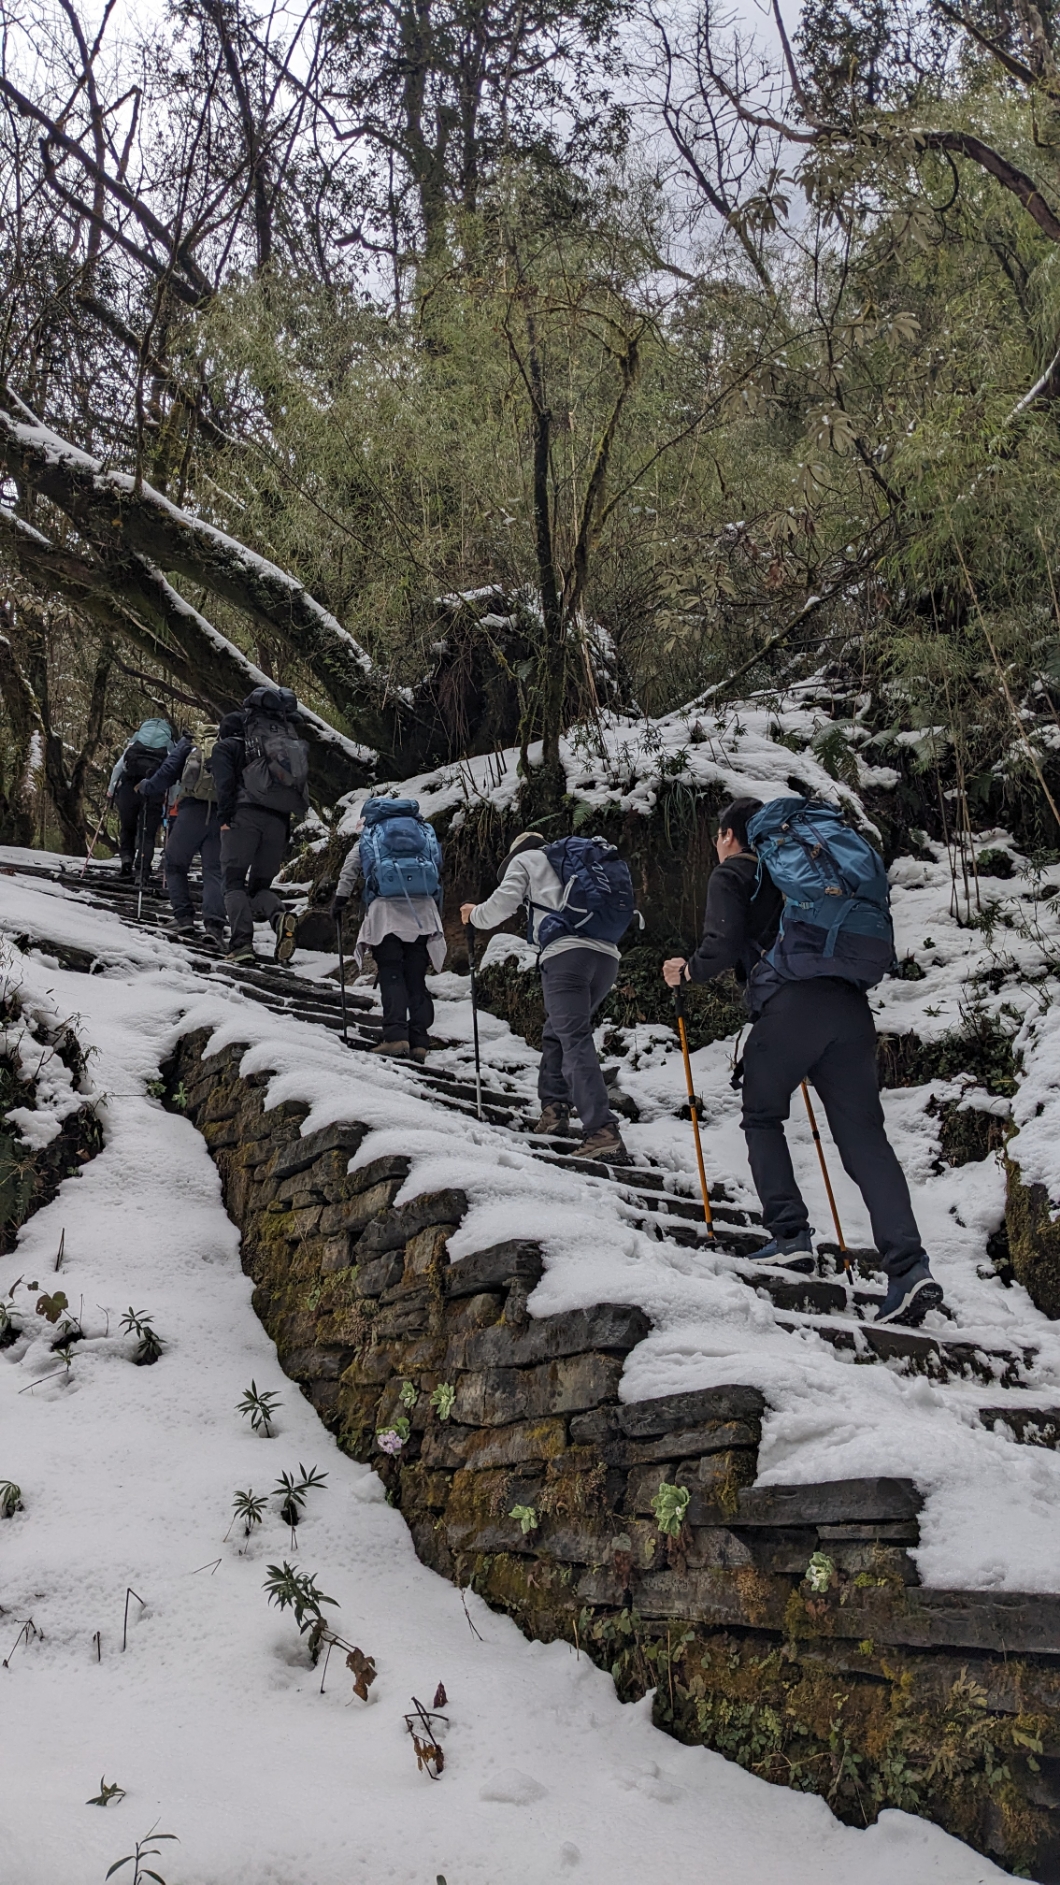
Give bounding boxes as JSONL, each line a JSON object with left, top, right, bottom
{"left": 331, "top": 797, "right": 446, "bottom": 1061}
{"left": 107, "top": 716, "right": 176, "bottom": 880}
{"left": 663, "top": 795, "right": 944, "bottom": 1328}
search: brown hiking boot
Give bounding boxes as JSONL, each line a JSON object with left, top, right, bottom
{"left": 371, "top": 1039, "right": 410, "bottom": 1058}
{"left": 565, "top": 1124, "right": 630, "bottom": 1165}
{"left": 533, "top": 1103, "right": 572, "bottom": 1136}
{"left": 410, "top": 1046, "right": 429, "bottom": 1064}
{"left": 274, "top": 911, "right": 298, "bottom": 963}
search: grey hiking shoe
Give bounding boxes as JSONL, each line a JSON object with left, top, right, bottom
{"left": 533, "top": 1103, "right": 572, "bottom": 1136}
{"left": 566, "top": 1124, "right": 630, "bottom": 1166}
{"left": 227, "top": 944, "right": 257, "bottom": 965}
{"left": 875, "top": 1261, "right": 943, "bottom": 1327}
{"left": 750, "top": 1230, "right": 815, "bottom": 1275}
{"left": 274, "top": 911, "right": 298, "bottom": 963}
{"left": 371, "top": 1039, "right": 410, "bottom": 1059}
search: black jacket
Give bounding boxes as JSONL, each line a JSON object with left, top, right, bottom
{"left": 687, "top": 852, "right": 782, "bottom": 990}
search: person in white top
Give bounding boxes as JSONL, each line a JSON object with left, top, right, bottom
{"left": 461, "top": 831, "right": 629, "bottom": 1164}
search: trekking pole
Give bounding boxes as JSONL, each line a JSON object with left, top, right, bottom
{"left": 465, "top": 921, "right": 484, "bottom": 1122}
{"left": 800, "top": 1081, "right": 850, "bottom": 1277}
{"left": 136, "top": 798, "right": 148, "bottom": 922}
{"left": 673, "top": 981, "right": 714, "bottom": 1238}
{"left": 80, "top": 803, "right": 109, "bottom": 877}
{"left": 336, "top": 916, "right": 349, "bottom": 1045}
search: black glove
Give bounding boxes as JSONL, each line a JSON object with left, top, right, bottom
{"left": 331, "top": 895, "right": 349, "bottom": 920}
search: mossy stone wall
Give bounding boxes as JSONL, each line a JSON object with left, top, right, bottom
{"left": 170, "top": 1027, "right": 1060, "bottom": 1880}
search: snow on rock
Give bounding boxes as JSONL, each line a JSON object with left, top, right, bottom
{"left": 0, "top": 873, "right": 1018, "bottom": 1884}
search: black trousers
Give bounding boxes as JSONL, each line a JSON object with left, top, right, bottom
{"left": 116, "top": 781, "right": 162, "bottom": 871}
{"left": 741, "top": 979, "right": 925, "bottom": 1277}
{"left": 374, "top": 933, "right": 433, "bottom": 1048}
{"left": 221, "top": 806, "right": 288, "bottom": 949}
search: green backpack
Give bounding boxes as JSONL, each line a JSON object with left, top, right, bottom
{"left": 179, "top": 738, "right": 218, "bottom": 804}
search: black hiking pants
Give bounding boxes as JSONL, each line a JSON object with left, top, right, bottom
{"left": 116, "top": 781, "right": 162, "bottom": 874}
{"left": 741, "top": 979, "right": 925, "bottom": 1278}
{"left": 538, "top": 946, "right": 619, "bottom": 1138}
{"left": 374, "top": 933, "right": 434, "bottom": 1048}
{"left": 221, "top": 805, "right": 288, "bottom": 950}
{"left": 166, "top": 799, "right": 224, "bottom": 929}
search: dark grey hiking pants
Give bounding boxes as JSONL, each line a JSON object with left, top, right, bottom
{"left": 741, "top": 979, "right": 925, "bottom": 1277}
{"left": 221, "top": 806, "right": 288, "bottom": 950}
{"left": 539, "top": 947, "right": 619, "bottom": 1137}
{"left": 166, "top": 799, "right": 224, "bottom": 927}
{"left": 374, "top": 933, "right": 434, "bottom": 1048}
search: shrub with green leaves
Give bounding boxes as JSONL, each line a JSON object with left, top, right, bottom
{"left": 274, "top": 1463, "right": 328, "bottom": 1533}
{"left": 263, "top": 1561, "right": 337, "bottom": 1635}
{"left": 226, "top": 1488, "right": 267, "bottom": 1540}
{"left": 399, "top": 1379, "right": 418, "bottom": 1410}
{"left": 651, "top": 1482, "right": 690, "bottom": 1538}
{"left": 430, "top": 1382, "right": 455, "bottom": 1420}
{"left": 509, "top": 1504, "right": 538, "bottom": 1535}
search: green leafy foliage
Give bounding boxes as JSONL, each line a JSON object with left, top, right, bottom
{"left": 87, "top": 1777, "right": 126, "bottom": 1806}
{"left": 651, "top": 1482, "right": 690, "bottom": 1537}
{"left": 509, "top": 1503, "right": 539, "bottom": 1535}
{"left": 430, "top": 1382, "right": 456, "bottom": 1421}
{"left": 237, "top": 1381, "right": 282, "bottom": 1437}
{"left": 105, "top": 1828, "right": 178, "bottom": 1885}
{"left": 804, "top": 1551, "right": 836, "bottom": 1595}
{"left": 273, "top": 1464, "right": 328, "bottom": 1532}
{"left": 120, "top": 1308, "right": 164, "bottom": 1366}
{"left": 263, "top": 1561, "right": 337, "bottom": 1634}
{"left": 0, "top": 1480, "right": 22, "bottom": 1518}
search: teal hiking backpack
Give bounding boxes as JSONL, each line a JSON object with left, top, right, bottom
{"left": 359, "top": 797, "right": 442, "bottom": 903}
{"left": 746, "top": 796, "right": 895, "bottom": 991}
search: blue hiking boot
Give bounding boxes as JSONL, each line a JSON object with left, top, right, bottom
{"left": 875, "top": 1261, "right": 943, "bottom": 1327}
{"left": 749, "top": 1229, "right": 815, "bottom": 1274}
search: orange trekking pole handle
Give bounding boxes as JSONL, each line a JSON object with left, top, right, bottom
{"left": 800, "top": 1081, "right": 850, "bottom": 1275}
{"left": 674, "top": 982, "right": 714, "bottom": 1237}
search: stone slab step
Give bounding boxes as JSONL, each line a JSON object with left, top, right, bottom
{"left": 979, "top": 1405, "right": 1060, "bottom": 1448}
{"left": 776, "top": 1314, "right": 1034, "bottom": 1387}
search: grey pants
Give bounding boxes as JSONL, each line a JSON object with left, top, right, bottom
{"left": 539, "top": 947, "right": 619, "bottom": 1137}
{"left": 741, "top": 979, "right": 925, "bottom": 1277}
{"left": 221, "top": 806, "right": 288, "bottom": 950}
{"left": 166, "top": 799, "right": 224, "bottom": 928}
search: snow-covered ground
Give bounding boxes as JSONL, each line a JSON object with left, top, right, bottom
{"left": 0, "top": 871, "right": 1020, "bottom": 1885}
{"left": 4, "top": 692, "right": 1060, "bottom": 1885}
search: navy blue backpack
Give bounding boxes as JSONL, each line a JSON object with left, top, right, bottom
{"left": 359, "top": 797, "right": 442, "bottom": 903}
{"left": 533, "top": 836, "right": 638, "bottom": 952}
{"left": 746, "top": 797, "right": 895, "bottom": 990}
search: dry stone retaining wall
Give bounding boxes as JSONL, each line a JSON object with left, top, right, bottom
{"left": 171, "top": 1026, "right": 1060, "bottom": 1880}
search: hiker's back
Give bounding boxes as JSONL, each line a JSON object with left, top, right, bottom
{"left": 535, "top": 836, "right": 637, "bottom": 953}
{"left": 237, "top": 687, "right": 310, "bottom": 817}
{"left": 121, "top": 717, "right": 174, "bottom": 787}
{"left": 359, "top": 797, "right": 442, "bottom": 903}
{"left": 747, "top": 797, "right": 893, "bottom": 992}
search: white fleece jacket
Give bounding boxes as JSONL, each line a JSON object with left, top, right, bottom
{"left": 469, "top": 848, "right": 619, "bottom": 965}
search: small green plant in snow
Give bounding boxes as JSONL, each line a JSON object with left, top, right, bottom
{"left": 274, "top": 1463, "right": 328, "bottom": 1539}
{"left": 651, "top": 1482, "right": 690, "bottom": 1537}
{"left": 430, "top": 1382, "right": 455, "bottom": 1420}
{"left": 87, "top": 1777, "right": 126, "bottom": 1806}
{"left": 0, "top": 1480, "right": 22, "bottom": 1518}
{"left": 509, "top": 1504, "right": 538, "bottom": 1535}
{"left": 263, "top": 1561, "right": 337, "bottom": 1635}
{"left": 237, "top": 1381, "right": 281, "bottom": 1436}
{"left": 120, "top": 1309, "right": 164, "bottom": 1366}
{"left": 105, "top": 1826, "right": 177, "bottom": 1884}
{"left": 225, "top": 1488, "right": 267, "bottom": 1541}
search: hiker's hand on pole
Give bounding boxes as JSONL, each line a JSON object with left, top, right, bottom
{"left": 663, "top": 957, "right": 689, "bottom": 988}
{"left": 460, "top": 902, "right": 475, "bottom": 925}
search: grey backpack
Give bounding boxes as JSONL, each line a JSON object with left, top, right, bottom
{"left": 238, "top": 698, "right": 310, "bottom": 817}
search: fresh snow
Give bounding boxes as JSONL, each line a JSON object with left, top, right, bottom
{"left": 1, "top": 788, "right": 1059, "bottom": 1881}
